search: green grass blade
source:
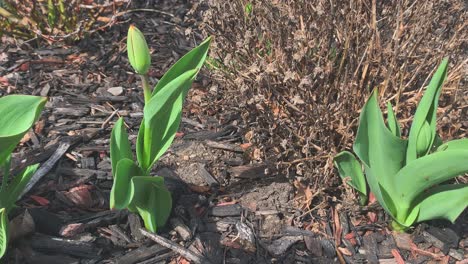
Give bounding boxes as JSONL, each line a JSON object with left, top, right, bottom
{"left": 406, "top": 58, "right": 449, "bottom": 162}
{"left": 110, "top": 118, "right": 133, "bottom": 176}
{"left": 413, "top": 184, "right": 468, "bottom": 223}
{"left": 333, "top": 151, "right": 367, "bottom": 205}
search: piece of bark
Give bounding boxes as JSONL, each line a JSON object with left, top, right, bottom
{"left": 228, "top": 164, "right": 268, "bottom": 179}
{"left": 20, "top": 140, "right": 73, "bottom": 198}
{"left": 192, "top": 232, "right": 224, "bottom": 264}
{"left": 140, "top": 228, "right": 211, "bottom": 264}
{"left": 392, "top": 232, "right": 412, "bottom": 251}
{"left": 184, "top": 129, "right": 231, "bottom": 141}
{"left": 378, "top": 236, "right": 396, "bottom": 259}
{"left": 29, "top": 234, "right": 100, "bottom": 258}
{"left": 197, "top": 163, "right": 219, "bottom": 186}
{"left": 204, "top": 140, "right": 243, "bottom": 152}
{"left": 305, "top": 236, "right": 323, "bottom": 257}
{"left": 9, "top": 210, "right": 35, "bottom": 242}
{"left": 363, "top": 233, "right": 379, "bottom": 264}
{"left": 202, "top": 218, "right": 237, "bottom": 233}
{"left": 378, "top": 259, "right": 398, "bottom": 264}
{"left": 182, "top": 117, "right": 205, "bottom": 128}
{"left": 22, "top": 249, "right": 79, "bottom": 264}
{"left": 235, "top": 222, "right": 256, "bottom": 253}
{"left": 136, "top": 251, "right": 176, "bottom": 264}
{"left": 128, "top": 213, "right": 145, "bottom": 242}
{"left": 320, "top": 239, "right": 336, "bottom": 258}
{"left": 57, "top": 167, "right": 106, "bottom": 182}
{"left": 208, "top": 204, "right": 242, "bottom": 217}
{"left": 170, "top": 218, "right": 192, "bottom": 241}
{"left": 422, "top": 226, "right": 459, "bottom": 254}
{"left": 80, "top": 157, "right": 96, "bottom": 169}
{"left": 448, "top": 248, "right": 464, "bottom": 261}
{"left": 28, "top": 208, "right": 63, "bottom": 236}
{"left": 267, "top": 235, "right": 303, "bottom": 256}
{"left": 54, "top": 107, "right": 89, "bottom": 117}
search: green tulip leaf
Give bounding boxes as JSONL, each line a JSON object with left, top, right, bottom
{"left": 394, "top": 149, "right": 468, "bottom": 218}
{"left": 0, "top": 208, "right": 8, "bottom": 259}
{"left": 413, "top": 184, "right": 468, "bottom": 224}
{"left": 333, "top": 151, "right": 367, "bottom": 205}
{"left": 353, "top": 90, "right": 407, "bottom": 216}
{"left": 0, "top": 95, "right": 47, "bottom": 163}
{"left": 136, "top": 69, "right": 198, "bottom": 173}
{"left": 3, "top": 164, "right": 38, "bottom": 211}
{"left": 436, "top": 138, "right": 468, "bottom": 152}
{"left": 110, "top": 118, "right": 133, "bottom": 175}
{"left": 386, "top": 102, "right": 401, "bottom": 137}
{"left": 0, "top": 155, "right": 11, "bottom": 195}
{"left": 152, "top": 37, "right": 212, "bottom": 96}
{"left": 364, "top": 165, "right": 397, "bottom": 219}
{"left": 110, "top": 158, "right": 143, "bottom": 210}
{"left": 407, "top": 58, "right": 448, "bottom": 162}
{"left": 431, "top": 134, "right": 444, "bottom": 151}
{"left": 129, "top": 176, "right": 172, "bottom": 232}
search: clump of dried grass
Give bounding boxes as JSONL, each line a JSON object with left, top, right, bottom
{"left": 193, "top": 1, "right": 467, "bottom": 188}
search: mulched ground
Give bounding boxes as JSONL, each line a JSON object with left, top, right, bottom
{"left": 0, "top": 0, "right": 467, "bottom": 263}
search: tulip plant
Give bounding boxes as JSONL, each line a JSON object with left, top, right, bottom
{"left": 0, "top": 95, "right": 47, "bottom": 257}
{"left": 334, "top": 58, "right": 468, "bottom": 231}
{"left": 110, "top": 25, "right": 211, "bottom": 232}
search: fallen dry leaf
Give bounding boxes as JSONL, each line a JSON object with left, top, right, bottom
{"left": 62, "top": 185, "right": 93, "bottom": 208}
{"left": 30, "top": 195, "right": 50, "bottom": 206}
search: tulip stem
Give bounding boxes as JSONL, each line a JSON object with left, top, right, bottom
{"left": 140, "top": 74, "right": 152, "bottom": 104}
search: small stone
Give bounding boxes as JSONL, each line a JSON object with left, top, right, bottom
{"left": 320, "top": 239, "right": 336, "bottom": 258}
{"left": 379, "top": 259, "right": 397, "bottom": 264}
{"left": 422, "top": 226, "right": 459, "bottom": 254}
{"left": 305, "top": 236, "right": 323, "bottom": 256}
{"left": 448, "top": 248, "right": 464, "bottom": 261}
{"left": 267, "top": 235, "right": 303, "bottom": 256}
{"left": 363, "top": 233, "right": 379, "bottom": 263}
{"left": 170, "top": 218, "right": 192, "bottom": 241}
{"left": 107, "top": 86, "right": 123, "bottom": 96}
{"left": 378, "top": 236, "right": 396, "bottom": 259}
{"left": 392, "top": 231, "right": 412, "bottom": 251}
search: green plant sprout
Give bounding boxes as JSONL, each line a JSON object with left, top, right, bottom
{"left": 110, "top": 25, "right": 211, "bottom": 232}
{"left": 0, "top": 95, "right": 47, "bottom": 258}
{"left": 334, "top": 58, "right": 468, "bottom": 231}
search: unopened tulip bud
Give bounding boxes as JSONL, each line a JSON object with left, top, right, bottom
{"left": 127, "top": 25, "right": 151, "bottom": 75}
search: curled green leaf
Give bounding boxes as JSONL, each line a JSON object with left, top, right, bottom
{"left": 416, "top": 121, "right": 432, "bottom": 157}
{"left": 0, "top": 208, "right": 8, "bottom": 259}
{"left": 333, "top": 151, "right": 367, "bottom": 205}
{"left": 407, "top": 58, "right": 448, "bottom": 162}
{"left": 110, "top": 118, "right": 133, "bottom": 176}
{"left": 0, "top": 95, "right": 47, "bottom": 163}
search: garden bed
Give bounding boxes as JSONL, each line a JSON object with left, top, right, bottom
{"left": 0, "top": 0, "right": 466, "bottom": 263}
